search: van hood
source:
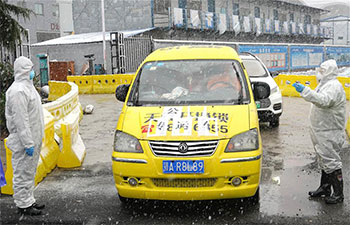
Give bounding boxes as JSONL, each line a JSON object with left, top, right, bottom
{"left": 121, "top": 105, "right": 250, "bottom": 140}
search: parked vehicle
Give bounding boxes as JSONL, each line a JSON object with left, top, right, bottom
{"left": 112, "top": 46, "right": 270, "bottom": 203}
{"left": 240, "top": 53, "right": 283, "bottom": 127}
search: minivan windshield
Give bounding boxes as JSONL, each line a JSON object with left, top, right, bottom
{"left": 242, "top": 59, "right": 268, "bottom": 77}
{"left": 128, "top": 60, "right": 249, "bottom": 106}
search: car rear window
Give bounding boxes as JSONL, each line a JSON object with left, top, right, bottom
{"left": 242, "top": 59, "right": 268, "bottom": 77}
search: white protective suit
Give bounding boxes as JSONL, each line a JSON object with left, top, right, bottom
{"left": 5, "top": 56, "right": 44, "bottom": 208}
{"left": 300, "top": 59, "right": 347, "bottom": 174}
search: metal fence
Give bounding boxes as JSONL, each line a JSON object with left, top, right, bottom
{"left": 124, "top": 37, "right": 153, "bottom": 73}
{"left": 1, "top": 44, "right": 30, "bottom": 64}
{"left": 151, "top": 39, "right": 350, "bottom": 72}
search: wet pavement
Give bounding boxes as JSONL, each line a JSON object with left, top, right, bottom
{"left": 0, "top": 95, "right": 349, "bottom": 225}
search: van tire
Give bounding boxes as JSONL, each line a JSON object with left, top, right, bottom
{"left": 118, "top": 194, "right": 129, "bottom": 204}
{"left": 269, "top": 116, "right": 279, "bottom": 128}
{"left": 247, "top": 187, "right": 260, "bottom": 206}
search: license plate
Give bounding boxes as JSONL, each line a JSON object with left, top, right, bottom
{"left": 162, "top": 160, "right": 204, "bottom": 174}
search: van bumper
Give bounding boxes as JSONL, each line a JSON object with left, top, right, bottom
{"left": 112, "top": 154, "right": 261, "bottom": 201}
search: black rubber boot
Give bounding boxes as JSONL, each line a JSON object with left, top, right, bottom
{"left": 309, "top": 170, "right": 331, "bottom": 197}
{"left": 17, "top": 205, "right": 42, "bottom": 216}
{"left": 32, "top": 202, "right": 45, "bottom": 210}
{"left": 325, "top": 169, "right": 344, "bottom": 204}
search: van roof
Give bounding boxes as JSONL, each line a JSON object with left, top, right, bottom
{"left": 145, "top": 45, "right": 240, "bottom": 62}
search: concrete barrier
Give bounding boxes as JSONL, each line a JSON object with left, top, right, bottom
{"left": 67, "top": 74, "right": 135, "bottom": 94}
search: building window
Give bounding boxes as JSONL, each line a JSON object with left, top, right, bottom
{"left": 273, "top": 9, "right": 278, "bottom": 20}
{"left": 290, "top": 13, "right": 294, "bottom": 22}
{"left": 154, "top": 0, "right": 170, "bottom": 14}
{"left": 304, "top": 15, "right": 311, "bottom": 24}
{"left": 34, "top": 3, "right": 44, "bottom": 15}
{"left": 52, "top": 4, "right": 59, "bottom": 17}
{"left": 233, "top": 3, "right": 239, "bottom": 16}
{"left": 178, "top": 0, "right": 187, "bottom": 9}
{"left": 254, "top": 7, "right": 260, "bottom": 18}
{"left": 17, "top": 1, "right": 26, "bottom": 8}
{"left": 281, "top": 14, "right": 287, "bottom": 21}
{"left": 208, "top": 0, "right": 215, "bottom": 12}
{"left": 338, "top": 36, "right": 343, "bottom": 40}
{"left": 187, "top": 0, "right": 201, "bottom": 11}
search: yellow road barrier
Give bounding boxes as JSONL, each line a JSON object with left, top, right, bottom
{"left": 48, "top": 82, "right": 71, "bottom": 101}
{"left": 275, "top": 74, "right": 350, "bottom": 139}
{"left": 67, "top": 74, "right": 135, "bottom": 94}
{"left": 275, "top": 74, "right": 350, "bottom": 100}
{"left": 1, "top": 139, "right": 13, "bottom": 195}
{"left": 66, "top": 76, "right": 93, "bottom": 94}
{"left": 1, "top": 109, "right": 60, "bottom": 195}
{"left": 44, "top": 81, "right": 85, "bottom": 168}
{"left": 58, "top": 104, "right": 86, "bottom": 168}
{"left": 39, "top": 109, "right": 60, "bottom": 175}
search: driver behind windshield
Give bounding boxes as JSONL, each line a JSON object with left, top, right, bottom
{"left": 206, "top": 63, "right": 242, "bottom": 91}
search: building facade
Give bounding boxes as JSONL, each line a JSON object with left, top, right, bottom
{"left": 151, "top": 0, "right": 329, "bottom": 43}
{"left": 72, "top": 0, "right": 152, "bottom": 34}
{"left": 321, "top": 16, "right": 350, "bottom": 46}
{"left": 7, "top": 0, "right": 329, "bottom": 44}
{"left": 6, "top": 0, "right": 73, "bottom": 44}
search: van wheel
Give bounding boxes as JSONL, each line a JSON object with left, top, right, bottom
{"left": 269, "top": 116, "right": 279, "bottom": 128}
{"left": 247, "top": 187, "right": 260, "bottom": 205}
{"left": 118, "top": 194, "right": 130, "bottom": 204}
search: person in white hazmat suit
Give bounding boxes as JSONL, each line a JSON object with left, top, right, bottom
{"left": 5, "top": 56, "right": 45, "bottom": 215}
{"left": 292, "top": 59, "right": 347, "bottom": 204}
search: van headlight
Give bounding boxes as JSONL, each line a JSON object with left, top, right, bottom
{"left": 270, "top": 86, "right": 279, "bottom": 95}
{"left": 224, "top": 128, "right": 259, "bottom": 152}
{"left": 114, "top": 131, "right": 143, "bottom": 153}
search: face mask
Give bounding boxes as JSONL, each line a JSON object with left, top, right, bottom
{"left": 315, "top": 68, "right": 324, "bottom": 83}
{"left": 29, "top": 70, "right": 35, "bottom": 80}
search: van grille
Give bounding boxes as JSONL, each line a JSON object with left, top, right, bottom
{"left": 259, "top": 98, "right": 271, "bottom": 108}
{"left": 149, "top": 140, "right": 218, "bottom": 157}
{"left": 152, "top": 178, "right": 217, "bottom": 188}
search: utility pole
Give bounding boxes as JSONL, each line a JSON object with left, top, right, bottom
{"left": 101, "top": 0, "right": 106, "bottom": 73}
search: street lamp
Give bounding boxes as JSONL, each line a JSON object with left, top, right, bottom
{"left": 101, "top": 0, "right": 106, "bottom": 73}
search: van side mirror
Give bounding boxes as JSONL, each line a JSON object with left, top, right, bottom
{"left": 115, "top": 84, "right": 130, "bottom": 102}
{"left": 269, "top": 70, "right": 279, "bottom": 78}
{"left": 252, "top": 82, "right": 270, "bottom": 100}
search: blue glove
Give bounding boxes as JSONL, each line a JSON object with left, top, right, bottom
{"left": 292, "top": 83, "right": 305, "bottom": 93}
{"left": 25, "top": 147, "right": 34, "bottom": 156}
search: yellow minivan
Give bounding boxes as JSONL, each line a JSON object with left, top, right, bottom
{"left": 112, "top": 46, "right": 270, "bottom": 203}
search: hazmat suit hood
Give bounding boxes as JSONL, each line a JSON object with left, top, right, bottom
{"left": 316, "top": 59, "right": 338, "bottom": 84}
{"left": 13, "top": 56, "right": 33, "bottom": 82}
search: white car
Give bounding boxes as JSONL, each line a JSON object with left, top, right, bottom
{"left": 240, "top": 53, "right": 283, "bottom": 127}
